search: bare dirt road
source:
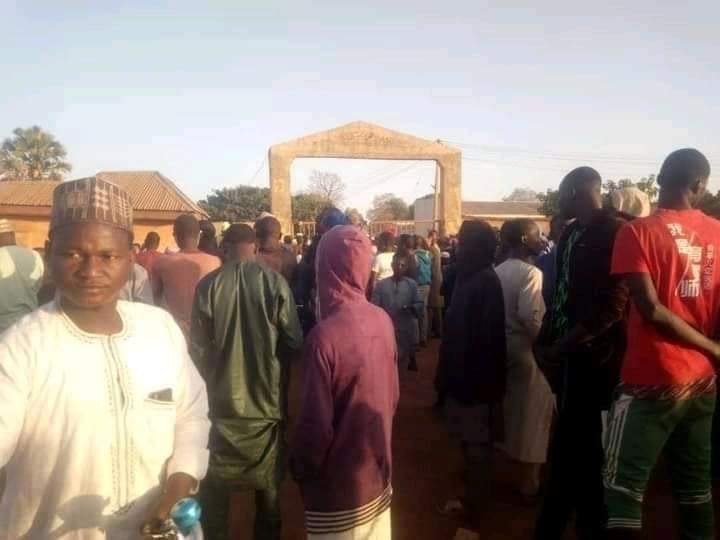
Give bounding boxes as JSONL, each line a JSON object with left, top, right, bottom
{"left": 227, "top": 340, "right": 720, "bottom": 539}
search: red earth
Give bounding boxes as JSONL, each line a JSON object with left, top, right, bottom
{"left": 228, "top": 339, "right": 720, "bottom": 539}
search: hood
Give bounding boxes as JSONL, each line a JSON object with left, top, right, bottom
{"left": 316, "top": 225, "right": 372, "bottom": 320}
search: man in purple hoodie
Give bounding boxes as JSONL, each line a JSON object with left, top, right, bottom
{"left": 291, "top": 225, "right": 399, "bottom": 540}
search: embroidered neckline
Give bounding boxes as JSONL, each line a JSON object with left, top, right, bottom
{"left": 54, "top": 300, "right": 131, "bottom": 342}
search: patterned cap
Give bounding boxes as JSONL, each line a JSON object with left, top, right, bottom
{"left": 0, "top": 219, "right": 14, "bottom": 233}
{"left": 50, "top": 177, "right": 133, "bottom": 232}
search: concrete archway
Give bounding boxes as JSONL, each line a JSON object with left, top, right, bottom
{"left": 268, "top": 121, "right": 462, "bottom": 235}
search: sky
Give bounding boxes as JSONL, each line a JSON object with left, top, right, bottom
{"left": 2, "top": 1, "right": 719, "bottom": 214}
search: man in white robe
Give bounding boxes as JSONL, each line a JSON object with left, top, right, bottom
{"left": 0, "top": 177, "right": 210, "bottom": 539}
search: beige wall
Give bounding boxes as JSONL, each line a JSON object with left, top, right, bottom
{"left": 3, "top": 215, "right": 179, "bottom": 251}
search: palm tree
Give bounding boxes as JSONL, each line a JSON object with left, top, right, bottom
{"left": 0, "top": 126, "right": 72, "bottom": 181}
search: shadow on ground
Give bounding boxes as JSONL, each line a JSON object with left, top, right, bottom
{"left": 228, "top": 340, "right": 719, "bottom": 539}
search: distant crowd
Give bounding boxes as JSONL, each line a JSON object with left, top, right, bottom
{"left": 0, "top": 148, "right": 719, "bottom": 540}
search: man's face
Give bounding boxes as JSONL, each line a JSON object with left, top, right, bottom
{"left": 523, "top": 223, "right": 544, "bottom": 257}
{"left": 50, "top": 223, "right": 132, "bottom": 309}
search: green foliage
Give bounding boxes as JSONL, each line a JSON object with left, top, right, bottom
{"left": 367, "top": 193, "right": 412, "bottom": 221}
{"left": 537, "top": 174, "right": 658, "bottom": 217}
{"left": 198, "top": 185, "right": 270, "bottom": 221}
{"left": 603, "top": 175, "right": 658, "bottom": 205}
{"left": 198, "top": 184, "right": 337, "bottom": 223}
{"left": 0, "top": 126, "right": 72, "bottom": 181}
{"left": 537, "top": 188, "right": 561, "bottom": 217}
{"left": 697, "top": 191, "right": 720, "bottom": 219}
{"left": 292, "top": 192, "right": 328, "bottom": 222}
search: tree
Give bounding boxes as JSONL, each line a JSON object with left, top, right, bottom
{"left": 345, "top": 207, "right": 365, "bottom": 226}
{"left": 697, "top": 190, "right": 720, "bottom": 219}
{"left": 537, "top": 188, "right": 561, "bottom": 217}
{"left": 537, "top": 174, "right": 658, "bottom": 217}
{"left": 198, "top": 185, "right": 270, "bottom": 221}
{"left": 307, "top": 170, "right": 346, "bottom": 206}
{"left": 503, "top": 187, "right": 539, "bottom": 202}
{"left": 0, "top": 126, "right": 72, "bottom": 181}
{"left": 604, "top": 175, "right": 658, "bottom": 204}
{"left": 367, "top": 193, "right": 412, "bottom": 221}
{"left": 292, "top": 192, "right": 327, "bottom": 222}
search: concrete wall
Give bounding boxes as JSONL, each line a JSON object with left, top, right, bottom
{"left": 4, "top": 215, "right": 179, "bottom": 251}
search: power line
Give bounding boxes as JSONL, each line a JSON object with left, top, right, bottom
{"left": 442, "top": 139, "right": 720, "bottom": 167}
{"left": 247, "top": 156, "right": 268, "bottom": 186}
{"left": 347, "top": 160, "right": 426, "bottom": 195}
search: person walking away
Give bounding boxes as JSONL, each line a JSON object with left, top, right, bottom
{"left": 369, "top": 231, "right": 396, "bottom": 298}
{"left": 372, "top": 253, "right": 424, "bottom": 372}
{"left": 291, "top": 225, "right": 399, "bottom": 540}
{"left": 0, "top": 219, "right": 44, "bottom": 334}
{"left": 220, "top": 223, "right": 257, "bottom": 262}
{"left": 396, "top": 234, "right": 418, "bottom": 281}
{"left": 0, "top": 177, "right": 210, "bottom": 538}
{"left": 437, "top": 220, "right": 506, "bottom": 527}
{"left": 119, "top": 262, "right": 154, "bottom": 304}
{"left": 427, "top": 230, "right": 444, "bottom": 338}
{"left": 153, "top": 214, "right": 221, "bottom": 336}
{"left": 255, "top": 216, "right": 298, "bottom": 286}
{"left": 605, "top": 149, "right": 720, "bottom": 539}
{"left": 536, "top": 215, "right": 572, "bottom": 311}
{"left": 495, "top": 219, "right": 554, "bottom": 499}
{"left": 534, "top": 167, "right": 629, "bottom": 540}
{"left": 294, "top": 208, "right": 348, "bottom": 335}
{"left": 191, "top": 222, "right": 303, "bottom": 540}
{"left": 136, "top": 231, "right": 162, "bottom": 277}
{"left": 199, "top": 220, "right": 223, "bottom": 258}
{"left": 414, "top": 236, "right": 433, "bottom": 346}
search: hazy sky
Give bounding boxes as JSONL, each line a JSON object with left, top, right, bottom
{"left": 2, "top": 1, "right": 719, "bottom": 213}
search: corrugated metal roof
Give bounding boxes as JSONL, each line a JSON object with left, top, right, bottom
{"left": 0, "top": 171, "right": 206, "bottom": 216}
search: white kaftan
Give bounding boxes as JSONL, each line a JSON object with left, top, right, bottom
{"left": 0, "top": 300, "right": 210, "bottom": 539}
{"left": 495, "top": 259, "right": 555, "bottom": 464}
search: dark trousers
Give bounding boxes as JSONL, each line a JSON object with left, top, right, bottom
{"left": 199, "top": 474, "right": 281, "bottom": 540}
{"left": 713, "top": 385, "right": 720, "bottom": 478}
{"left": 535, "top": 362, "right": 608, "bottom": 539}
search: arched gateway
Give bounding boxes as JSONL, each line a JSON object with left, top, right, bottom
{"left": 268, "top": 121, "right": 462, "bottom": 235}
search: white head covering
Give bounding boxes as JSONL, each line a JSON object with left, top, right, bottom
{"left": 610, "top": 187, "right": 651, "bottom": 218}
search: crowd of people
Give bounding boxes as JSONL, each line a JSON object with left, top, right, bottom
{"left": 0, "top": 147, "right": 719, "bottom": 539}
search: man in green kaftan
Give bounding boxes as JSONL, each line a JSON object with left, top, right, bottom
{"left": 191, "top": 224, "right": 303, "bottom": 539}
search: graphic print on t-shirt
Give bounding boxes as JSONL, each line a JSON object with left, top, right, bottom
{"left": 667, "top": 223, "right": 713, "bottom": 299}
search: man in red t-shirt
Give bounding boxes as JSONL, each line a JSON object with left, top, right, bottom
{"left": 606, "top": 148, "right": 720, "bottom": 539}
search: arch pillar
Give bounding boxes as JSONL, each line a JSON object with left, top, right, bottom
{"left": 268, "top": 150, "right": 293, "bottom": 235}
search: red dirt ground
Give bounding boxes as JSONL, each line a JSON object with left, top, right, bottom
{"left": 228, "top": 340, "right": 720, "bottom": 539}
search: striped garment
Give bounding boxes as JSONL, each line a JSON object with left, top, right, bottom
{"left": 305, "top": 484, "right": 392, "bottom": 537}
{"left": 617, "top": 375, "right": 716, "bottom": 401}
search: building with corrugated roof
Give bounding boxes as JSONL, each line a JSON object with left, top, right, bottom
{"left": 0, "top": 171, "right": 207, "bottom": 249}
{"left": 413, "top": 194, "right": 549, "bottom": 236}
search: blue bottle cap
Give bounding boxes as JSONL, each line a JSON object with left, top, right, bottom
{"left": 170, "top": 497, "right": 202, "bottom": 534}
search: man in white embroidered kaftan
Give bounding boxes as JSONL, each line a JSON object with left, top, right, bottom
{"left": 0, "top": 177, "right": 211, "bottom": 539}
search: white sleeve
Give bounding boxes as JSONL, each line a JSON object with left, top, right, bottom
{"left": 371, "top": 254, "right": 381, "bottom": 274}
{"left": 30, "top": 251, "right": 45, "bottom": 296}
{"left": 0, "top": 330, "right": 32, "bottom": 468}
{"left": 518, "top": 267, "right": 546, "bottom": 341}
{"left": 164, "top": 316, "right": 211, "bottom": 483}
